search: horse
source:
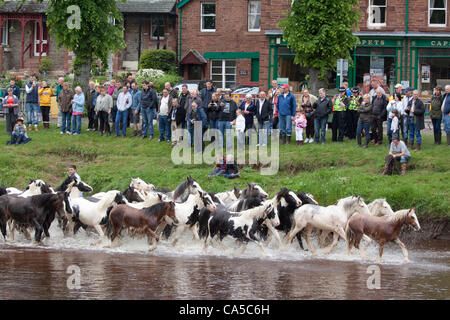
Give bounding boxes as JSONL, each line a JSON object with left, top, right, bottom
{"left": 0, "top": 192, "right": 71, "bottom": 244}
{"left": 122, "top": 185, "right": 146, "bottom": 203}
{"left": 65, "top": 190, "right": 126, "bottom": 240}
{"left": 215, "top": 187, "right": 241, "bottom": 204}
{"left": 6, "top": 179, "right": 54, "bottom": 197}
{"left": 346, "top": 208, "right": 420, "bottom": 263}
{"left": 105, "top": 201, "right": 178, "bottom": 251}
{"left": 55, "top": 175, "right": 93, "bottom": 198}
{"left": 200, "top": 198, "right": 280, "bottom": 256}
{"left": 166, "top": 176, "right": 205, "bottom": 203}
{"left": 126, "top": 192, "right": 168, "bottom": 210}
{"left": 207, "top": 192, "right": 226, "bottom": 206}
{"left": 286, "top": 196, "right": 371, "bottom": 254}
{"left": 225, "top": 195, "right": 265, "bottom": 212}
{"left": 296, "top": 192, "right": 318, "bottom": 205}
{"left": 239, "top": 183, "right": 268, "bottom": 200}
{"left": 368, "top": 199, "right": 395, "bottom": 216}
{"left": 130, "top": 178, "right": 156, "bottom": 195}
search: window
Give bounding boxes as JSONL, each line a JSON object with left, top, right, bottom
{"left": 151, "top": 20, "right": 165, "bottom": 40}
{"left": 1, "top": 21, "right": 8, "bottom": 45}
{"left": 429, "top": 0, "right": 447, "bottom": 26}
{"left": 201, "top": 2, "right": 216, "bottom": 32}
{"left": 368, "top": 0, "right": 387, "bottom": 26}
{"left": 211, "top": 60, "right": 236, "bottom": 89}
{"left": 248, "top": 1, "right": 261, "bottom": 31}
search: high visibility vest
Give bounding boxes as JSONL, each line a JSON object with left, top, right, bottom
{"left": 349, "top": 97, "right": 359, "bottom": 111}
{"left": 333, "top": 97, "right": 345, "bottom": 112}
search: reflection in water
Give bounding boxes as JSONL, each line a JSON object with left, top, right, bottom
{"left": 0, "top": 241, "right": 448, "bottom": 300}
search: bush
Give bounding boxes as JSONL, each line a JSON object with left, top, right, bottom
{"left": 39, "top": 57, "right": 53, "bottom": 72}
{"left": 134, "top": 68, "right": 166, "bottom": 85}
{"left": 139, "top": 49, "right": 177, "bottom": 73}
{"left": 153, "top": 74, "right": 182, "bottom": 92}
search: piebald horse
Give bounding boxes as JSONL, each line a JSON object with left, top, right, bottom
{"left": 55, "top": 175, "right": 93, "bottom": 198}
{"left": 346, "top": 208, "right": 420, "bottom": 263}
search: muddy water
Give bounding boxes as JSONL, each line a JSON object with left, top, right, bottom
{"left": 0, "top": 226, "right": 449, "bottom": 300}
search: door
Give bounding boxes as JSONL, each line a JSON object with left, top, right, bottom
{"left": 251, "top": 58, "right": 260, "bottom": 82}
{"left": 34, "top": 21, "right": 48, "bottom": 57}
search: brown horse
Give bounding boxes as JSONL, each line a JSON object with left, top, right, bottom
{"left": 346, "top": 208, "right": 420, "bottom": 263}
{"left": 105, "top": 201, "right": 178, "bottom": 250}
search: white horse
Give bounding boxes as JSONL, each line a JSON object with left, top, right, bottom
{"left": 286, "top": 196, "right": 371, "bottom": 254}
{"left": 216, "top": 187, "right": 241, "bottom": 204}
{"left": 368, "top": 198, "right": 395, "bottom": 216}
{"left": 66, "top": 190, "right": 125, "bottom": 240}
{"left": 130, "top": 178, "right": 155, "bottom": 195}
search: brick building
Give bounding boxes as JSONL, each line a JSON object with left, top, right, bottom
{"left": 0, "top": 0, "right": 177, "bottom": 76}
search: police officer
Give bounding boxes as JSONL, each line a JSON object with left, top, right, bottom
{"left": 331, "top": 87, "right": 348, "bottom": 142}
{"left": 347, "top": 87, "right": 362, "bottom": 140}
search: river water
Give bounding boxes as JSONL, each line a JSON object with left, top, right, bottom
{"left": 0, "top": 225, "right": 448, "bottom": 300}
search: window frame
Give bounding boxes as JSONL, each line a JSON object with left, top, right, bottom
{"left": 201, "top": 2, "right": 216, "bottom": 32}
{"left": 248, "top": 0, "right": 261, "bottom": 32}
{"left": 150, "top": 20, "right": 165, "bottom": 40}
{"left": 210, "top": 59, "right": 236, "bottom": 90}
{"left": 1, "top": 20, "right": 8, "bottom": 45}
{"left": 368, "top": 0, "right": 387, "bottom": 27}
{"left": 428, "top": 0, "right": 447, "bottom": 27}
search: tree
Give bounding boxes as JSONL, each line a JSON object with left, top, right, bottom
{"left": 278, "top": 0, "right": 361, "bottom": 92}
{"left": 43, "top": 0, "right": 126, "bottom": 90}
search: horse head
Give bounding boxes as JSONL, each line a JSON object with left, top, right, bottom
{"left": 124, "top": 186, "right": 145, "bottom": 203}
{"left": 264, "top": 201, "right": 280, "bottom": 227}
{"left": 199, "top": 190, "right": 216, "bottom": 211}
{"left": 233, "top": 186, "right": 241, "bottom": 199}
{"left": 406, "top": 208, "right": 421, "bottom": 231}
{"left": 164, "top": 201, "right": 178, "bottom": 225}
{"left": 113, "top": 192, "right": 127, "bottom": 205}
{"left": 75, "top": 180, "right": 93, "bottom": 193}
{"left": 277, "top": 188, "right": 302, "bottom": 208}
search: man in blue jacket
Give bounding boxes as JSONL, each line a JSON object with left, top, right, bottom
{"left": 130, "top": 82, "right": 142, "bottom": 137}
{"left": 442, "top": 85, "right": 450, "bottom": 146}
{"left": 200, "top": 80, "right": 215, "bottom": 111}
{"left": 276, "top": 84, "right": 297, "bottom": 144}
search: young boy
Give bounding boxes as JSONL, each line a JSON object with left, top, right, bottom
{"left": 7, "top": 117, "right": 31, "bottom": 145}
{"left": 68, "top": 165, "right": 81, "bottom": 181}
{"left": 207, "top": 153, "right": 226, "bottom": 178}
{"left": 224, "top": 154, "right": 240, "bottom": 179}
{"left": 235, "top": 109, "right": 246, "bottom": 152}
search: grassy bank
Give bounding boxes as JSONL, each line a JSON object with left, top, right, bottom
{"left": 1, "top": 121, "right": 449, "bottom": 220}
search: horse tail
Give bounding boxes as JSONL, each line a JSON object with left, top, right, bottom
{"left": 103, "top": 206, "right": 114, "bottom": 239}
{"left": 198, "top": 208, "right": 212, "bottom": 239}
{"left": 345, "top": 220, "right": 354, "bottom": 248}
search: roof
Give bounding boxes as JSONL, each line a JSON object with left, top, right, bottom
{"left": 179, "top": 49, "right": 207, "bottom": 65}
{"left": 0, "top": 1, "right": 177, "bottom": 14}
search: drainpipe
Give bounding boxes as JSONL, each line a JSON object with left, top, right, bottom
{"left": 404, "top": 0, "right": 409, "bottom": 82}
{"left": 178, "top": 7, "right": 182, "bottom": 61}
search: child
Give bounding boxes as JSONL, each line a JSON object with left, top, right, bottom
{"left": 236, "top": 109, "right": 246, "bottom": 152}
{"left": 295, "top": 107, "right": 307, "bottom": 146}
{"left": 207, "top": 153, "right": 226, "bottom": 178}
{"left": 391, "top": 109, "right": 400, "bottom": 142}
{"left": 224, "top": 154, "right": 240, "bottom": 179}
{"left": 7, "top": 117, "right": 31, "bottom": 146}
{"left": 68, "top": 165, "right": 81, "bottom": 181}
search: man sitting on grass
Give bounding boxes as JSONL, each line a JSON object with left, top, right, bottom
{"left": 6, "top": 117, "right": 31, "bottom": 146}
{"left": 383, "top": 137, "right": 411, "bottom": 176}
{"left": 224, "top": 154, "right": 240, "bottom": 179}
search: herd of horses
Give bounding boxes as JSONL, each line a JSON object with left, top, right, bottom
{"left": 0, "top": 176, "right": 421, "bottom": 263}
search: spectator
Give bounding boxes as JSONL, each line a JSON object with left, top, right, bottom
{"left": 170, "top": 99, "right": 184, "bottom": 146}
{"left": 370, "top": 88, "right": 388, "bottom": 145}
{"left": 58, "top": 82, "right": 74, "bottom": 135}
{"left": 313, "top": 88, "right": 332, "bottom": 144}
{"left": 347, "top": 87, "right": 362, "bottom": 140}
{"left": 186, "top": 89, "right": 203, "bottom": 134}
{"left": 200, "top": 80, "right": 216, "bottom": 111}
{"left": 443, "top": 85, "right": 450, "bottom": 146}
{"left": 356, "top": 94, "right": 373, "bottom": 149}
{"left": 207, "top": 154, "right": 226, "bottom": 178}
{"left": 178, "top": 84, "right": 190, "bottom": 111}
{"left": 187, "top": 100, "right": 207, "bottom": 153}
{"left": 389, "top": 83, "right": 404, "bottom": 102}
{"left": 217, "top": 92, "right": 238, "bottom": 150}
{"left": 268, "top": 80, "right": 280, "bottom": 132}
{"left": 140, "top": 81, "right": 158, "bottom": 140}
{"left": 111, "top": 80, "right": 122, "bottom": 123}
{"left": 239, "top": 93, "right": 256, "bottom": 145}
{"left": 165, "top": 82, "right": 178, "bottom": 99}
{"left": 71, "top": 86, "right": 85, "bottom": 135}
{"left": 3, "top": 88, "right": 19, "bottom": 135}
{"left": 406, "top": 90, "right": 425, "bottom": 150}
{"left": 158, "top": 88, "right": 172, "bottom": 143}
{"left": 224, "top": 154, "right": 240, "bottom": 179}
{"left": 6, "top": 79, "right": 21, "bottom": 100}
{"left": 7, "top": 117, "right": 31, "bottom": 146}
{"left": 331, "top": 87, "right": 348, "bottom": 142}
{"left": 300, "top": 88, "right": 317, "bottom": 143}
{"left": 25, "top": 75, "right": 39, "bottom": 132}
{"left": 255, "top": 91, "right": 272, "bottom": 147}
{"left": 56, "top": 77, "right": 64, "bottom": 128}
{"left": 369, "top": 79, "right": 386, "bottom": 103}
{"left": 383, "top": 137, "right": 411, "bottom": 176}
{"left": 206, "top": 93, "right": 221, "bottom": 143}
{"left": 277, "top": 84, "right": 297, "bottom": 144}
{"left": 174, "top": 97, "right": 187, "bottom": 145}
{"left": 95, "top": 86, "right": 113, "bottom": 137}
{"left": 108, "top": 79, "right": 117, "bottom": 96}
{"left": 272, "top": 89, "right": 281, "bottom": 130}
{"left": 386, "top": 93, "right": 403, "bottom": 145}
{"left": 130, "top": 82, "right": 142, "bottom": 137}
{"left": 401, "top": 87, "right": 413, "bottom": 143}
{"left": 85, "top": 81, "right": 97, "bottom": 131}
{"left": 115, "top": 86, "right": 132, "bottom": 138}
{"left": 430, "top": 86, "right": 443, "bottom": 145}
{"left": 294, "top": 107, "right": 307, "bottom": 146}
{"left": 216, "top": 88, "right": 224, "bottom": 100}
{"left": 391, "top": 109, "right": 400, "bottom": 141}
{"left": 38, "top": 81, "right": 54, "bottom": 129}
{"left": 235, "top": 108, "right": 246, "bottom": 152}
{"left": 0, "top": 88, "right": 3, "bottom": 116}
{"left": 342, "top": 80, "right": 352, "bottom": 97}
{"left": 68, "top": 165, "right": 81, "bottom": 182}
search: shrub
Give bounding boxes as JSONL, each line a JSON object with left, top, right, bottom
{"left": 134, "top": 68, "right": 166, "bottom": 85}
{"left": 153, "top": 74, "right": 182, "bottom": 92}
{"left": 138, "top": 49, "right": 177, "bottom": 73}
{"left": 39, "top": 57, "right": 53, "bottom": 72}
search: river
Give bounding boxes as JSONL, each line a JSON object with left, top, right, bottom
{"left": 0, "top": 225, "right": 448, "bottom": 300}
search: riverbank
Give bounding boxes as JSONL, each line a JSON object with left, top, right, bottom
{"left": 0, "top": 120, "right": 448, "bottom": 221}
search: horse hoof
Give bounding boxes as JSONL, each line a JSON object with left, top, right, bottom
{"left": 404, "top": 258, "right": 409, "bottom": 263}
{"left": 32, "top": 240, "right": 40, "bottom": 245}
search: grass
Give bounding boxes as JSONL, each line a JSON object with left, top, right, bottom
{"left": 1, "top": 120, "right": 449, "bottom": 221}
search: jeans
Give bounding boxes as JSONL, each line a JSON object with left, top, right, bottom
{"left": 402, "top": 116, "right": 409, "bottom": 140}
{"left": 98, "top": 111, "right": 110, "bottom": 133}
{"left": 26, "top": 103, "right": 39, "bottom": 126}
{"left": 115, "top": 109, "right": 129, "bottom": 136}
{"left": 61, "top": 112, "right": 71, "bottom": 133}
{"left": 408, "top": 118, "right": 422, "bottom": 144}
{"left": 209, "top": 119, "right": 218, "bottom": 141}
{"left": 217, "top": 120, "right": 232, "bottom": 149}
{"left": 224, "top": 173, "right": 240, "bottom": 179}
{"left": 431, "top": 118, "right": 442, "bottom": 135}
{"left": 278, "top": 115, "right": 293, "bottom": 136}
{"left": 387, "top": 118, "right": 392, "bottom": 144}
{"left": 395, "top": 155, "right": 410, "bottom": 163}
{"left": 158, "top": 115, "right": 171, "bottom": 141}
{"left": 71, "top": 114, "right": 82, "bottom": 134}
{"left": 258, "top": 120, "right": 271, "bottom": 146}
{"left": 141, "top": 108, "right": 156, "bottom": 137}
{"left": 314, "top": 117, "right": 328, "bottom": 143}
{"left": 444, "top": 114, "right": 450, "bottom": 134}
{"left": 237, "top": 130, "right": 245, "bottom": 152}
{"left": 208, "top": 169, "right": 225, "bottom": 177}
{"left": 356, "top": 121, "right": 371, "bottom": 146}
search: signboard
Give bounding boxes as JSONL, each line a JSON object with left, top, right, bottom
{"left": 421, "top": 65, "right": 430, "bottom": 83}
{"left": 336, "top": 59, "right": 348, "bottom": 76}
{"left": 277, "top": 77, "right": 289, "bottom": 86}
{"left": 411, "top": 39, "right": 450, "bottom": 48}
{"left": 239, "top": 70, "right": 248, "bottom": 75}
{"left": 359, "top": 38, "right": 403, "bottom": 47}
{"left": 401, "top": 80, "right": 410, "bottom": 88}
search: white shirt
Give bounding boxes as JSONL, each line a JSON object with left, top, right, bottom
{"left": 401, "top": 96, "right": 412, "bottom": 116}
{"left": 391, "top": 116, "right": 399, "bottom": 132}
{"left": 258, "top": 99, "right": 265, "bottom": 115}
{"left": 159, "top": 96, "right": 169, "bottom": 116}
{"left": 236, "top": 114, "right": 245, "bottom": 132}
{"left": 387, "top": 100, "right": 402, "bottom": 119}
{"left": 116, "top": 92, "right": 132, "bottom": 112}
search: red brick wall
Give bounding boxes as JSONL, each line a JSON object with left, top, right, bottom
{"left": 178, "top": 0, "right": 292, "bottom": 91}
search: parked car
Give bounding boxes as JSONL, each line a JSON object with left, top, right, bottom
{"left": 174, "top": 79, "right": 208, "bottom": 92}
{"left": 231, "top": 82, "right": 260, "bottom": 96}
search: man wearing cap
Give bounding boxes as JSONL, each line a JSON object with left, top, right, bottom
{"left": 276, "top": 84, "right": 297, "bottom": 144}
{"left": 347, "top": 87, "right": 362, "bottom": 140}
{"left": 401, "top": 87, "right": 413, "bottom": 143}
{"left": 389, "top": 84, "right": 404, "bottom": 102}
{"left": 331, "top": 87, "right": 348, "bottom": 142}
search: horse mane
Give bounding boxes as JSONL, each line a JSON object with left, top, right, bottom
{"left": 338, "top": 196, "right": 363, "bottom": 211}
{"left": 31, "top": 193, "right": 59, "bottom": 208}
{"left": 387, "top": 209, "right": 411, "bottom": 223}
{"left": 143, "top": 202, "right": 166, "bottom": 216}
{"left": 172, "top": 180, "right": 189, "bottom": 201}
{"left": 97, "top": 191, "right": 120, "bottom": 209}
{"left": 55, "top": 176, "right": 74, "bottom": 192}
{"left": 238, "top": 202, "right": 268, "bottom": 220}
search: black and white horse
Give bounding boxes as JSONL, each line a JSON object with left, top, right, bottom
{"left": 7, "top": 179, "right": 54, "bottom": 197}
{"left": 55, "top": 175, "right": 93, "bottom": 198}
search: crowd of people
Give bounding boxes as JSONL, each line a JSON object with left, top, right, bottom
{"left": 2, "top": 76, "right": 450, "bottom": 156}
